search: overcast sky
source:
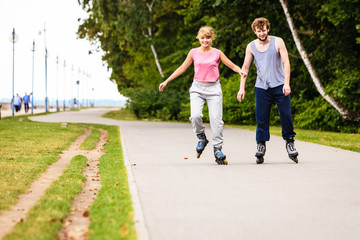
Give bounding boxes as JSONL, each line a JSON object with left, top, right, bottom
{"left": 0, "top": 0, "right": 126, "bottom": 103}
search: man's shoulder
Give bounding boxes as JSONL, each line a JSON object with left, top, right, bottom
{"left": 249, "top": 39, "right": 256, "bottom": 44}
{"left": 273, "top": 36, "right": 284, "bottom": 42}
{"left": 246, "top": 41, "right": 255, "bottom": 52}
{"left": 273, "top": 36, "right": 286, "bottom": 50}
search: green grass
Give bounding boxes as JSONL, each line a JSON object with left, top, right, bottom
{"left": 0, "top": 116, "right": 84, "bottom": 212}
{"left": 102, "top": 108, "right": 138, "bottom": 121}
{"left": 1, "top": 116, "right": 136, "bottom": 239}
{"left": 3, "top": 155, "right": 88, "bottom": 240}
{"left": 87, "top": 125, "right": 136, "bottom": 240}
{"left": 230, "top": 125, "right": 360, "bottom": 153}
{"left": 80, "top": 127, "right": 100, "bottom": 150}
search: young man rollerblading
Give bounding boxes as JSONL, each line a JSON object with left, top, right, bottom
{"left": 237, "top": 17, "right": 299, "bottom": 164}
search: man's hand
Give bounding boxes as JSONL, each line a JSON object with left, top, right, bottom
{"left": 237, "top": 89, "right": 245, "bottom": 102}
{"left": 283, "top": 84, "right": 291, "bottom": 96}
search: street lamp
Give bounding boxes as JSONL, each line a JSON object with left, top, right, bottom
{"left": 71, "top": 64, "right": 74, "bottom": 109}
{"left": 92, "top": 88, "right": 95, "bottom": 107}
{"left": 42, "top": 23, "right": 49, "bottom": 112}
{"left": 31, "top": 40, "right": 36, "bottom": 114}
{"left": 77, "top": 67, "right": 81, "bottom": 109}
{"left": 9, "top": 28, "right": 18, "bottom": 116}
{"left": 56, "top": 56, "right": 59, "bottom": 111}
{"left": 45, "top": 47, "right": 48, "bottom": 112}
{"left": 63, "top": 60, "right": 66, "bottom": 111}
{"left": 82, "top": 70, "right": 86, "bottom": 107}
{"left": 87, "top": 73, "right": 91, "bottom": 107}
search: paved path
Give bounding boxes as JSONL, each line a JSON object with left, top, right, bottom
{"left": 1, "top": 107, "right": 61, "bottom": 118}
{"left": 30, "top": 108, "right": 360, "bottom": 240}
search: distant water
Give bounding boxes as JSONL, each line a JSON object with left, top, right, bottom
{"left": 0, "top": 98, "right": 126, "bottom": 107}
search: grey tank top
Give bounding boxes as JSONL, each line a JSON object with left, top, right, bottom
{"left": 251, "top": 36, "right": 284, "bottom": 90}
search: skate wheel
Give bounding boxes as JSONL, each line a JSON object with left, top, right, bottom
{"left": 256, "top": 157, "right": 264, "bottom": 164}
{"left": 197, "top": 153, "right": 200, "bottom": 158}
{"left": 293, "top": 157, "right": 298, "bottom": 164}
{"left": 215, "top": 159, "right": 228, "bottom": 165}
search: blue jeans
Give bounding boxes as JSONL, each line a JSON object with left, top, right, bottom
{"left": 255, "top": 85, "right": 296, "bottom": 142}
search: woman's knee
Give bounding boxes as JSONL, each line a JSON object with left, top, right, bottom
{"left": 190, "top": 113, "right": 203, "bottom": 122}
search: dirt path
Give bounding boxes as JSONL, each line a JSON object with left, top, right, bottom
{"left": 58, "top": 129, "right": 107, "bottom": 240}
{"left": 0, "top": 128, "right": 108, "bottom": 240}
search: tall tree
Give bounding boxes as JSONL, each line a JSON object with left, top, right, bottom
{"left": 145, "top": 0, "right": 164, "bottom": 78}
{"left": 279, "top": 0, "right": 360, "bottom": 121}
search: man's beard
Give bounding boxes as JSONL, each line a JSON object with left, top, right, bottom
{"left": 258, "top": 34, "right": 268, "bottom": 41}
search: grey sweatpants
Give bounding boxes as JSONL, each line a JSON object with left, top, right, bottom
{"left": 189, "top": 81, "right": 224, "bottom": 148}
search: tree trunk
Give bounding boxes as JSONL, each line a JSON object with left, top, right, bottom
{"left": 146, "top": 0, "right": 164, "bottom": 78}
{"left": 279, "top": 0, "right": 360, "bottom": 121}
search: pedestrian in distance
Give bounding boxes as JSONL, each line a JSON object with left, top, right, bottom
{"left": 237, "top": 17, "right": 299, "bottom": 164}
{"left": 14, "top": 93, "right": 22, "bottom": 112}
{"left": 23, "top": 92, "right": 31, "bottom": 113}
{"left": 159, "top": 26, "right": 247, "bottom": 165}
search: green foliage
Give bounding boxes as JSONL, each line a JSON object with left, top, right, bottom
{"left": 78, "top": 0, "right": 360, "bottom": 132}
{"left": 293, "top": 96, "right": 359, "bottom": 132}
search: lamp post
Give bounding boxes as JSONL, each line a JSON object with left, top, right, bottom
{"left": 43, "top": 23, "right": 48, "bottom": 112}
{"left": 87, "top": 73, "right": 91, "bottom": 107}
{"left": 56, "top": 56, "right": 59, "bottom": 111}
{"left": 76, "top": 79, "right": 80, "bottom": 110}
{"left": 71, "top": 64, "right": 74, "bottom": 109}
{"left": 77, "top": 67, "right": 80, "bottom": 109}
{"left": 63, "top": 60, "right": 66, "bottom": 111}
{"left": 45, "top": 47, "right": 48, "bottom": 112}
{"left": 84, "top": 72, "right": 87, "bottom": 107}
{"left": 10, "top": 28, "right": 18, "bottom": 116}
{"left": 84, "top": 72, "right": 88, "bottom": 107}
{"left": 31, "top": 40, "right": 36, "bottom": 114}
{"left": 92, "top": 88, "right": 95, "bottom": 107}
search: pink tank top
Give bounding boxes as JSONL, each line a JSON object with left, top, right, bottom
{"left": 190, "top": 47, "right": 221, "bottom": 83}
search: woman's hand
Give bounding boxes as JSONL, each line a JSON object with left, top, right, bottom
{"left": 239, "top": 69, "right": 247, "bottom": 78}
{"left": 159, "top": 81, "right": 168, "bottom": 92}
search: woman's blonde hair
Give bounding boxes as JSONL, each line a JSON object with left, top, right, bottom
{"left": 196, "top": 26, "right": 216, "bottom": 40}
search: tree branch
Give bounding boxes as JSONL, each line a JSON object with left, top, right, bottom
{"left": 288, "top": 51, "right": 315, "bottom": 59}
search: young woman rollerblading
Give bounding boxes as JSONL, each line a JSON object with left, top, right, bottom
{"left": 159, "top": 26, "right": 246, "bottom": 165}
